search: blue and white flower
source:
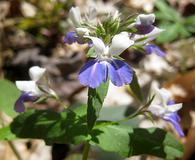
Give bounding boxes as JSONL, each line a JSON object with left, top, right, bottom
{"left": 132, "top": 14, "right": 165, "bottom": 57}
{"left": 15, "top": 66, "right": 56, "bottom": 112}
{"left": 78, "top": 32, "right": 134, "bottom": 88}
{"left": 148, "top": 84, "right": 184, "bottom": 137}
{"left": 134, "top": 14, "right": 155, "bottom": 34}
{"left": 64, "top": 7, "right": 92, "bottom": 45}
{"left": 64, "top": 29, "right": 90, "bottom": 45}
{"left": 133, "top": 27, "right": 165, "bottom": 56}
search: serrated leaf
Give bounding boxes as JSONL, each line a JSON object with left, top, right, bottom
{"left": 0, "top": 126, "right": 17, "bottom": 141}
{"left": 129, "top": 71, "right": 144, "bottom": 102}
{"left": 87, "top": 82, "right": 109, "bottom": 130}
{"left": 10, "top": 106, "right": 88, "bottom": 144}
{"left": 90, "top": 123, "right": 183, "bottom": 159}
{"left": 0, "top": 79, "right": 20, "bottom": 117}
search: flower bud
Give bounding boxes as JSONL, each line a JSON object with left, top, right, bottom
{"left": 69, "top": 7, "right": 82, "bottom": 26}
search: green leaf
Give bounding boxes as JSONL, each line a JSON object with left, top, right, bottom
{"left": 184, "top": 15, "right": 195, "bottom": 26}
{"left": 129, "top": 128, "right": 184, "bottom": 159}
{"left": 155, "top": 0, "right": 181, "bottom": 22}
{"left": 0, "top": 79, "right": 20, "bottom": 117}
{"left": 178, "top": 24, "right": 191, "bottom": 38}
{"left": 90, "top": 123, "right": 183, "bottom": 159}
{"left": 10, "top": 106, "right": 88, "bottom": 144}
{"left": 0, "top": 126, "right": 17, "bottom": 141}
{"left": 17, "top": 18, "right": 36, "bottom": 30}
{"left": 90, "top": 123, "right": 132, "bottom": 156}
{"left": 65, "top": 154, "right": 82, "bottom": 160}
{"left": 86, "top": 48, "right": 96, "bottom": 58}
{"left": 112, "top": 55, "right": 125, "bottom": 61}
{"left": 157, "top": 23, "right": 181, "bottom": 43}
{"left": 87, "top": 82, "right": 109, "bottom": 130}
{"left": 129, "top": 71, "right": 144, "bottom": 102}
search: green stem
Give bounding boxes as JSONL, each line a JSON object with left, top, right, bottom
{"left": 115, "top": 111, "right": 142, "bottom": 124}
{"left": 114, "top": 106, "right": 145, "bottom": 124}
{"left": 82, "top": 142, "right": 90, "bottom": 160}
{"left": 114, "top": 96, "right": 155, "bottom": 124}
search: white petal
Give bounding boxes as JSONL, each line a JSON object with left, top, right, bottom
{"left": 85, "top": 36, "right": 106, "bottom": 56}
{"left": 136, "top": 14, "right": 155, "bottom": 25}
{"left": 16, "top": 81, "right": 42, "bottom": 96}
{"left": 150, "top": 82, "right": 171, "bottom": 106}
{"left": 133, "top": 27, "right": 164, "bottom": 45}
{"left": 112, "top": 10, "right": 119, "bottom": 20}
{"left": 29, "top": 66, "right": 46, "bottom": 82}
{"left": 166, "top": 103, "right": 183, "bottom": 113}
{"left": 87, "top": 7, "right": 97, "bottom": 20}
{"left": 109, "top": 32, "right": 134, "bottom": 55}
{"left": 156, "top": 88, "right": 172, "bottom": 105}
{"left": 69, "top": 7, "right": 82, "bottom": 26}
{"left": 145, "top": 27, "right": 165, "bottom": 42}
{"left": 148, "top": 104, "right": 166, "bottom": 117}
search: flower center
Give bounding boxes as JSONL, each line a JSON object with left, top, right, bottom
{"left": 99, "top": 46, "right": 112, "bottom": 60}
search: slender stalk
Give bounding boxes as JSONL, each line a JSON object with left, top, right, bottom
{"left": 82, "top": 142, "right": 90, "bottom": 160}
{"left": 114, "top": 96, "right": 155, "bottom": 124}
{"left": 114, "top": 105, "right": 146, "bottom": 124}
{"left": 114, "top": 110, "right": 142, "bottom": 124}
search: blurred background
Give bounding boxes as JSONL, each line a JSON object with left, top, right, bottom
{"left": 0, "top": 0, "right": 195, "bottom": 159}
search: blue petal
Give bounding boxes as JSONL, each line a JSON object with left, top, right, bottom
{"left": 14, "top": 92, "right": 36, "bottom": 113}
{"left": 135, "top": 24, "right": 154, "bottom": 34}
{"left": 167, "top": 100, "right": 181, "bottom": 121}
{"left": 78, "top": 60, "right": 107, "bottom": 88}
{"left": 88, "top": 41, "right": 93, "bottom": 47}
{"left": 167, "top": 100, "right": 175, "bottom": 105}
{"left": 108, "top": 59, "right": 133, "bottom": 87}
{"left": 144, "top": 44, "right": 166, "bottom": 57}
{"left": 164, "top": 113, "right": 184, "bottom": 137}
{"left": 64, "top": 32, "right": 77, "bottom": 44}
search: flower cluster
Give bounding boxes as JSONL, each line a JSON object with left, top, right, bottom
{"left": 13, "top": 6, "right": 184, "bottom": 138}
{"left": 64, "top": 7, "right": 165, "bottom": 88}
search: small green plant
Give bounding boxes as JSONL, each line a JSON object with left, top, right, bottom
{"left": 0, "top": 6, "right": 184, "bottom": 160}
{"left": 155, "top": 0, "right": 195, "bottom": 43}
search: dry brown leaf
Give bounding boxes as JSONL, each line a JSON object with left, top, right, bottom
{"left": 164, "top": 70, "right": 195, "bottom": 102}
